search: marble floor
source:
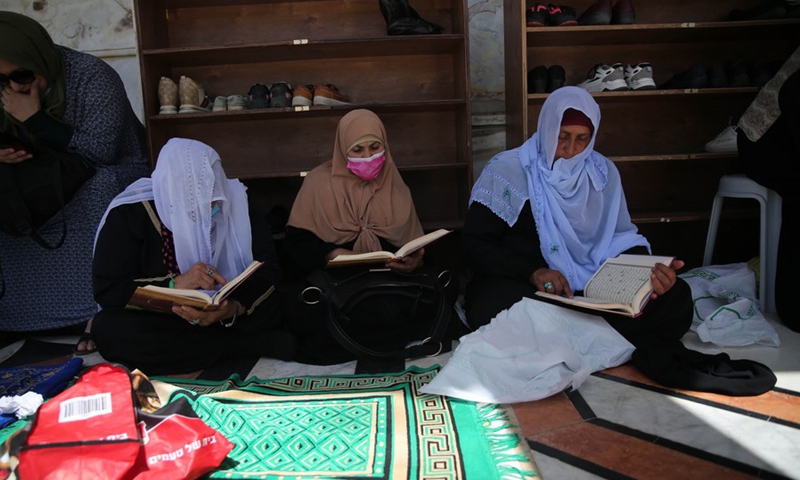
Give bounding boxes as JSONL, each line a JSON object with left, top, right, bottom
{"left": 9, "top": 312, "right": 799, "bottom": 479}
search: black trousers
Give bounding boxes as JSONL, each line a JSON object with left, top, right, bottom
{"left": 737, "top": 69, "right": 800, "bottom": 330}
{"left": 92, "top": 298, "right": 293, "bottom": 375}
{"left": 465, "top": 275, "right": 693, "bottom": 348}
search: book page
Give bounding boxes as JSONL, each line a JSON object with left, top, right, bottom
{"left": 584, "top": 262, "right": 653, "bottom": 305}
{"left": 394, "top": 229, "right": 451, "bottom": 258}
{"left": 327, "top": 251, "right": 394, "bottom": 266}
{"left": 535, "top": 291, "right": 635, "bottom": 316}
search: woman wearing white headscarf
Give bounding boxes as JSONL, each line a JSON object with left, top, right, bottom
{"left": 462, "top": 87, "right": 692, "bottom": 347}
{"left": 91, "top": 138, "right": 293, "bottom": 374}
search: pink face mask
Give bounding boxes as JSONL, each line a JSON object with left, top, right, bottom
{"left": 346, "top": 150, "right": 386, "bottom": 181}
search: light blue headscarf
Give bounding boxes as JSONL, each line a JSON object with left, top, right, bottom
{"left": 470, "top": 87, "right": 648, "bottom": 290}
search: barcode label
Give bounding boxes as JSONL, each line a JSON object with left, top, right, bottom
{"left": 59, "top": 393, "right": 113, "bottom": 422}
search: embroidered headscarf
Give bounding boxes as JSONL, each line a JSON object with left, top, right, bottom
{"left": 95, "top": 138, "right": 253, "bottom": 283}
{"left": 0, "top": 12, "right": 66, "bottom": 134}
{"left": 470, "top": 87, "right": 648, "bottom": 290}
{"left": 738, "top": 46, "right": 800, "bottom": 142}
{"left": 288, "top": 109, "right": 423, "bottom": 253}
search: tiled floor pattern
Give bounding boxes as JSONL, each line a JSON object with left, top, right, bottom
{"left": 515, "top": 314, "right": 800, "bottom": 479}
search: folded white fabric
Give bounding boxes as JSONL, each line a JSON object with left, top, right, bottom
{"left": 0, "top": 391, "right": 44, "bottom": 419}
{"left": 420, "top": 298, "right": 635, "bottom": 403}
{"left": 679, "top": 263, "right": 779, "bottom": 347}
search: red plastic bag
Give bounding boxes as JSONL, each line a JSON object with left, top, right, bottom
{"left": 130, "top": 398, "right": 233, "bottom": 479}
{"left": 10, "top": 363, "right": 233, "bottom": 480}
{"left": 18, "top": 363, "right": 141, "bottom": 479}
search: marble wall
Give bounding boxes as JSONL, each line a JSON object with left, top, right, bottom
{"left": 0, "top": 0, "right": 507, "bottom": 170}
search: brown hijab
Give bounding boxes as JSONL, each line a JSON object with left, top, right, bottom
{"left": 288, "top": 109, "right": 423, "bottom": 253}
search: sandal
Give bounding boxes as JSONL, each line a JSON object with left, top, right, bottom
{"left": 73, "top": 332, "right": 97, "bottom": 356}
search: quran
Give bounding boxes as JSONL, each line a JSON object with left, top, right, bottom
{"left": 535, "top": 254, "right": 674, "bottom": 317}
{"left": 127, "top": 261, "right": 264, "bottom": 313}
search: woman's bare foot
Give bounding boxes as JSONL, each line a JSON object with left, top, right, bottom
{"left": 73, "top": 317, "right": 96, "bottom": 355}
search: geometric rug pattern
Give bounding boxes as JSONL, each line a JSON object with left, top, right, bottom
{"left": 156, "top": 366, "right": 540, "bottom": 479}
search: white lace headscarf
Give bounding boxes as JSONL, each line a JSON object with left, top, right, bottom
{"left": 95, "top": 138, "right": 253, "bottom": 282}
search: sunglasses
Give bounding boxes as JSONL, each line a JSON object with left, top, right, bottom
{"left": 0, "top": 68, "right": 36, "bottom": 88}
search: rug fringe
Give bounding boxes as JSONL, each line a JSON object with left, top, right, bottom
{"left": 477, "top": 403, "right": 540, "bottom": 479}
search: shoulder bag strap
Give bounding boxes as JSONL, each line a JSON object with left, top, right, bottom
{"left": 324, "top": 270, "right": 451, "bottom": 360}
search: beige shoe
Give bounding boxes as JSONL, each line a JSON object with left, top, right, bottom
{"left": 158, "top": 77, "right": 178, "bottom": 114}
{"left": 292, "top": 84, "right": 314, "bottom": 107}
{"left": 313, "top": 84, "right": 351, "bottom": 106}
{"left": 178, "top": 75, "right": 210, "bottom": 113}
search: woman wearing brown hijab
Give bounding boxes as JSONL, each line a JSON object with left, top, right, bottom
{"left": 282, "top": 109, "right": 459, "bottom": 365}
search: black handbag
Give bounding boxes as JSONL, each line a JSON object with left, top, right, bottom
{"left": 301, "top": 267, "right": 453, "bottom": 361}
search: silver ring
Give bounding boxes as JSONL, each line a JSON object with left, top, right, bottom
{"left": 205, "top": 267, "right": 215, "bottom": 276}
{"left": 544, "top": 282, "right": 553, "bottom": 290}
{"left": 190, "top": 318, "right": 201, "bottom": 325}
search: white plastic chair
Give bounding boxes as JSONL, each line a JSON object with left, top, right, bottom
{"left": 703, "top": 174, "right": 782, "bottom": 313}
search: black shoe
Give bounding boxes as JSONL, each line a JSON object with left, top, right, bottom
{"left": 706, "top": 64, "right": 728, "bottom": 88}
{"left": 725, "top": 61, "right": 751, "bottom": 87}
{"left": 379, "top": 0, "right": 444, "bottom": 35}
{"left": 749, "top": 60, "right": 774, "bottom": 87}
{"left": 528, "top": 65, "right": 548, "bottom": 93}
{"left": 547, "top": 4, "right": 578, "bottom": 26}
{"left": 526, "top": 2, "right": 550, "bottom": 26}
{"left": 269, "top": 82, "right": 293, "bottom": 108}
{"left": 728, "top": 1, "right": 786, "bottom": 20}
{"left": 611, "top": 0, "right": 636, "bottom": 24}
{"left": 661, "top": 64, "right": 708, "bottom": 89}
{"left": 578, "top": 0, "right": 612, "bottom": 25}
{"left": 248, "top": 83, "right": 270, "bottom": 109}
{"left": 547, "top": 65, "right": 566, "bottom": 92}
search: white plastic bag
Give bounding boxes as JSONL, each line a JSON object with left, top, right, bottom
{"left": 420, "top": 298, "right": 635, "bottom": 403}
{"left": 679, "top": 263, "right": 779, "bottom": 347}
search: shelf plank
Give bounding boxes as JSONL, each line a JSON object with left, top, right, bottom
{"left": 525, "top": 18, "right": 800, "bottom": 46}
{"left": 147, "top": 100, "right": 468, "bottom": 125}
{"left": 141, "top": 36, "right": 466, "bottom": 66}
{"left": 235, "top": 162, "right": 471, "bottom": 181}
{"left": 631, "top": 207, "right": 758, "bottom": 224}
{"left": 610, "top": 152, "right": 738, "bottom": 163}
{"left": 528, "top": 87, "right": 759, "bottom": 102}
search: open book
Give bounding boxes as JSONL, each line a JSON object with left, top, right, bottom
{"left": 326, "top": 229, "right": 451, "bottom": 268}
{"left": 535, "top": 254, "right": 674, "bottom": 318}
{"left": 127, "top": 260, "right": 265, "bottom": 313}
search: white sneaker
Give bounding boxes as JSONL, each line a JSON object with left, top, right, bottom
{"left": 704, "top": 125, "right": 739, "bottom": 153}
{"left": 625, "top": 62, "right": 656, "bottom": 90}
{"left": 577, "top": 63, "right": 628, "bottom": 92}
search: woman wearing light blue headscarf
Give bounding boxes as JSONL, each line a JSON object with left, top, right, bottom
{"left": 462, "top": 87, "right": 692, "bottom": 349}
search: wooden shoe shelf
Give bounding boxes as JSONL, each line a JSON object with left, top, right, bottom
{"left": 133, "top": 0, "right": 472, "bottom": 230}
{"left": 504, "top": 0, "right": 800, "bottom": 266}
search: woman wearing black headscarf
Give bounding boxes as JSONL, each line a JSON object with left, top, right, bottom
{"left": 0, "top": 11, "right": 148, "bottom": 350}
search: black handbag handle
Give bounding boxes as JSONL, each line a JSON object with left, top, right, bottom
{"left": 306, "top": 268, "right": 452, "bottom": 361}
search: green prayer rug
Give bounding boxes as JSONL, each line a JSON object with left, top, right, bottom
{"left": 153, "top": 365, "right": 539, "bottom": 479}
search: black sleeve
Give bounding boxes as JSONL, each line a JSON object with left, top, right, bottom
{"left": 23, "top": 110, "right": 74, "bottom": 150}
{"left": 623, "top": 245, "right": 650, "bottom": 255}
{"left": 283, "top": 226, "right": 341, "bottom": 275}
{"left": 93, "top": 203, "right": 166, "bottom": 309}
{"left": 462, "top": 201, "right": 546, "bottom": 281}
